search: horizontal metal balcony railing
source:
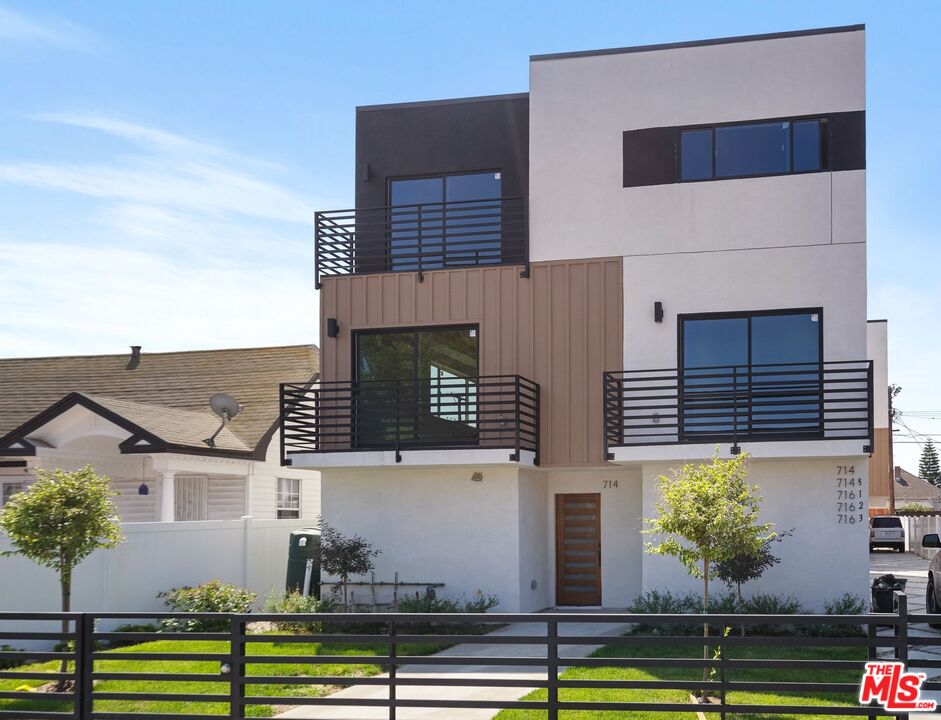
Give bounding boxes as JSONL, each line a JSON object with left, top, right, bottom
{"left": 281, "top": 375, "right": 539, "bottom": 464}
{"left": 603, "top": 360, "right": 873, "bottom": 454}
{"left": 314, "top": 196, "right": 528, "bottom": 287}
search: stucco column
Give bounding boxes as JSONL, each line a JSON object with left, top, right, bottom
{"left": 160, "top": 472, "right": 176, "bottom": 522}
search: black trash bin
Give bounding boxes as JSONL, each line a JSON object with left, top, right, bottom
{"left": 871, "top": 574, "right": 907, "bottom": 613}
{"left": 285, "top": 529, "right": 320, "bottom": 598}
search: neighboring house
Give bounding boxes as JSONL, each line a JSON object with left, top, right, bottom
{"left": 0, "top": 345, "right": 321, "bottom": 523}
{"left": 282, "top": 26, "right": 876, "bottom": 610}
{"left": 893, "top": 467, "right": 941, "bottom": 510}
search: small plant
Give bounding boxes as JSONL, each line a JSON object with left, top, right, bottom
{"left": 625, "top": 590, "right": 737, "bottom": 635}
{"left": 264, "top": 590, "right": 335, "bottom": 633}
{"left": 715, "top": 530, "right": 793, "bottom": 611}
{"left": 397, "top": 591, "right": 500, "bottom": 635}
{"left": 801, "top": 593, "right": 867, "bottom": 637}
{"left": 318, "top": 520, "right": 380, "bottom": 610}
{"left": 740, "top": 594, "right": 804, "bottom": 635}
{"left": 158, "top": 580, "right": 256, "bottom": 632}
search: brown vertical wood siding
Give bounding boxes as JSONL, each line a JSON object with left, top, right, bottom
{"left": 868, "top": 427, "right": 891, "bottom": 502}
{"left": 319, "top": 259, "right": 623, "bottom": 467}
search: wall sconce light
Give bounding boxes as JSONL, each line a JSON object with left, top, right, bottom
{"left": 654, "top": 301, "right": 664, "bottom": 323}
{"left": 327, "top": 318, "right": 340, "bottom": 338}
{"left": 470, "top": 472, "right": 483, "bottom": 482}
{"left": 361, "top": 162, "right": 372, "bottom": 183}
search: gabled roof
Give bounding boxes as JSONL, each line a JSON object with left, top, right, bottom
{"left": 894, "top": 466, "right": 941, "bottom": 502}
{"left": 0, "top": 345, "right": 318, "bottom": 458}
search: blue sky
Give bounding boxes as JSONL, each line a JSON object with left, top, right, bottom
{"left": 0, "top": 1, "right": 939, "bottom": 469}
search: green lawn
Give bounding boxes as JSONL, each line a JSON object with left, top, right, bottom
{"left": 495, "top": 640, "right": 871, "bottom": 720}
{"left": 0, "top": 634, "right": 444, "bottom": 717}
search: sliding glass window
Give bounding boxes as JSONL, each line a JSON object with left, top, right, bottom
{"left": 680, "top": 118, "right": 825, "bottom": 181}
{"left": 388, "top": 172, "right": 502, "bottom": 271}
{"left": 354, "top": 326, "right": 479, "bottom": 448}
{"left": 680, "top": 310, "right": 822, "bottom": 440}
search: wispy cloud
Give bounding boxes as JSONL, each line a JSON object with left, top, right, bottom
{"left": 0, "top": 114, "right": 327, "bottom": 356}
{"left": 0, "top": 4, "right": 98, "bottom": 52}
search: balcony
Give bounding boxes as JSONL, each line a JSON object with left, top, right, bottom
{"left": 281, "top": 375, "right": 539, "bottom": 468}
{"left": 314, "top": 197, "right": 528, "bottom": 288}
{"left": 603, "top": 360, "right": 873, "bottom": 462}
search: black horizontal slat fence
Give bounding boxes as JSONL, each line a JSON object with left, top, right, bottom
{"left": 281, "top": 374, "right": 540, "bottom": 464}
{"left": 0, "top": 594, "right": 933, "bottom": 719}
{"left": 604, "top": 360, "right": 873, "bottom": 453}
{"left": 314, "top": 196, "right": 528, "bottom": 287}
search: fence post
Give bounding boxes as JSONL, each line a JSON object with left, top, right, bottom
{"left": 388, "top": 619, "right": 397, "bottom": 720}
{"left": 895, "top": 592, "right": 909, "bottom": 720}
{"left": 77, "top": 614, "right": 94, "bottom": 720}
{"left": 230, "top": 615, "right": 246, "bottom": 720}
{"left": 547, "top": 620, "right": 559, "bottom": 720}
{"left": 719, "top": 635, "right": 727, "bottom": 720}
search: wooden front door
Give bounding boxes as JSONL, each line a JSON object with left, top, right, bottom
{"left": 555, "top": 493, "right": 602, "bottom": 606}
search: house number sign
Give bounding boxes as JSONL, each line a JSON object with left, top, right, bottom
{"left": 836, "top": 465, "right": 865, "bottom": 525}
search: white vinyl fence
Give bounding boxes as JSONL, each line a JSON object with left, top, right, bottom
{"left": 902, "top": 514, "right": 941, "bottom": 560}
{"left": 0, "top": 517, "right": 313, "bottom": 613}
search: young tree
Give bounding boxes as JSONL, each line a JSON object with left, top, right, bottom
{"left": 0, "top": 466, "right": 123, "bottom": 680}
{"left": 318, "top": 520, "right": 380, "bottom": 610}
{"left": 919, "top": 439, "right": 941, "bottom": 486}
{"left": 715, "top": 530, "right": 793, "bottom": 610}
{"left": 644, "top": 451, "right": 775, "bottom": 687}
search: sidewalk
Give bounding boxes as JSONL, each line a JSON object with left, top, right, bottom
{"left": 274, "top": 615, "right": 629, "bottom": 720}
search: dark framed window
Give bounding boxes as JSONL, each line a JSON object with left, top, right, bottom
{"left": 679, "top": 117, "right": 827, "bottom": 182}
{"left": 388, "top": 171, "right": 502, "bottom": 271}
{"left": 353, "top": 325, "right": 480, "bottom": 447}
{"left": 679, "top": 309, "right": 823, "bottom": 440}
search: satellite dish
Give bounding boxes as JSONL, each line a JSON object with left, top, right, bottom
{"left": 204, "top": 393, "right": 242, "bottom": 448}
{"left": 209, "top": 393, "right": 242, "bottom": 420}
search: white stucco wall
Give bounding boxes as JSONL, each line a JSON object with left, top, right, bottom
{"left": 321, "top": 466, "right": 524, "bottom": 610}
{"left": 641, "top": 456, "right": 870, "bottom": 610}
{"left": 622, "top": 242, "right": 868, "bottom": 369}
{"left": 867, "top": 320, "right": 889, "bottom": 429}
{"left": 545, "top": 468, "right": 644, "bottom": 608}
{"left": 529, "top": 28, "right": 865, "bottom": 262}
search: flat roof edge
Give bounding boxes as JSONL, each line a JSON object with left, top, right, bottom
{"left": 530, "top": 24, "right": 865, "bottom": 62}
{"left": 357, "top": 92, "right": 529, "bottom": 113}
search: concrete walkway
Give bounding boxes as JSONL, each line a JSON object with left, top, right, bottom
{"left": 275, "top": 615, "right": 629, "bottom": 720}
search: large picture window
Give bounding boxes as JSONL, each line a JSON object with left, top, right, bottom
{"left": 354, "top": 326, "right": 479, "bottom": 447}
{"left": 680, "top": 309, "right": 822, "bottom": 440}
{"left": 388, "top": 171, "right": 502, "bottom": 271}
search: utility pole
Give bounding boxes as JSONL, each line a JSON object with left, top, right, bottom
{"left": 887, "top": 386, "right": 896, "bottom": 514}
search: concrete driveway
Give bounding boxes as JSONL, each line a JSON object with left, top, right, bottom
{"left": 870, "top": 551, "right": 941, "bottom": 717}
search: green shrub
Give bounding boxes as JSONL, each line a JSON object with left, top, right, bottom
{"left": 739, "top": 593, "right": 804, "bottom": 635}
{"left": 396, "top": 591, "right": 500, "bottom": 635}
{"left": 0, "top": 644, "right": 24, "bottom": 671}
{"left": 264, "top": 590, "right": 335, "bottom": 633}
{"left": 158, "top": 579, "right": 256, "bottom": 632}
{"left": 799, "top": 593, "right": 867, "bottom": 637}
{"left": 898, "top": 502, "right": 933, "bottom": 514}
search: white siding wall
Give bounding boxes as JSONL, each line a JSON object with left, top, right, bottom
{"left": 205, "top": 474, "right": 246, "bottom": 520}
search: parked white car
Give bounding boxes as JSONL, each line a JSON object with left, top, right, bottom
{"left": 870, "top": 515, "right": 905, "bottom": 553}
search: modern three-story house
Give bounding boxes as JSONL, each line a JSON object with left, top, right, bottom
{"left": 282, "top": 25, "right": 877, "bottom": 611}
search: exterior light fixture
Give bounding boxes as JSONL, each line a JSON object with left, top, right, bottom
{"left": 138, "top": 482, "right": 149, "bottom": 496}
{"left": 327, "top": 318, "right": 340, "bottom": 338}
{"left": 654, "top": 301, "right": 664, "bottom": 323}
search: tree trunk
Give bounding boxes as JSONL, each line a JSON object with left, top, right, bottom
{"left": 738, "top": 583, "right": 745, "bottom": 637}
{"left": 58, "top": 565, "right": 71, "bottom": 690}
{"left": 702, "top": 558, "right": 710, "bottom": 692}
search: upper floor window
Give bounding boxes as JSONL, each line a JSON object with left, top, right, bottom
{"left": 388, "top": 171, "right": 502, "bottom": 271}
{"left": 680, "top": 118, "right": 825, "bottom": 181}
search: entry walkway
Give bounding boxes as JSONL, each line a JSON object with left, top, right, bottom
{"left": 275, "top": 614, "right": 629, "bottom": 720}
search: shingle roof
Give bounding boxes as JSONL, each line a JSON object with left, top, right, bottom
{"left": 894, "top": 466, "right": 941, "bottom": 502}
{"left": 0, "top": 345, "right": 318, "bottom": 455}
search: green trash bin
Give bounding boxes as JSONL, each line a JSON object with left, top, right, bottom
{"left": 285, "top": 529, "right": 320, "bottom": 597}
